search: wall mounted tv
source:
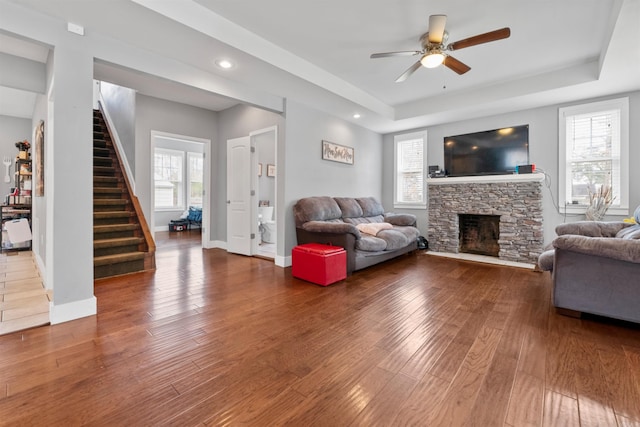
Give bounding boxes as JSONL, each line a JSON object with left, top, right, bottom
{"left": 444, "top": 125, "right": 529, "bottom": 177}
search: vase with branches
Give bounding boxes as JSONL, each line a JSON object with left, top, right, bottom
{"left": 585, "top": 184, "right": 614, "bottom": 221}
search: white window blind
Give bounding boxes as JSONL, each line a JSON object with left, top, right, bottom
{"left": 559, "top": 97, "right": 629, "bottom": 215}
{"left": 188, "top": 152, "right": 204, "bottom": 207}
{"left": 154, "top": 149, "right": 184, "bottom": 209}
{"left": 394, "top": 133, "right": 426, "bottom": 208}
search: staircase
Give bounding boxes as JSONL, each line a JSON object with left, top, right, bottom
{"left": 93, "top": 109, "right": 155, "bottom": 279}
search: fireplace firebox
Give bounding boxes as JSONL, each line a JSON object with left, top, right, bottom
{"left": 459, "top": 214, "right": 500, "bottom": 257}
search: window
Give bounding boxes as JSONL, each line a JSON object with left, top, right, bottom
{"left": 559, "top": 97, "right": 629, "bottom": 215}
{"left": 187, "top": 152, "right": 204, "bottom": 207}
{"left": 154, "top": 149, "right": 184, "bottom": 210}
{"left": 394, "top": 132, "right": 426, "bottom": 208}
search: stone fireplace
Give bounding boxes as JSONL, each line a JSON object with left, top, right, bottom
{"left": 427, "top": 174, "right": 544, "bottom": 264}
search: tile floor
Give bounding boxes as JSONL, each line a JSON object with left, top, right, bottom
{"left": 0, "top": 251, "right": 49, "bottom": 336}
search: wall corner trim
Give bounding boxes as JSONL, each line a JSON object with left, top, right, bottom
{"left": 49, "top": 296, "right": 97, "bottom": 325}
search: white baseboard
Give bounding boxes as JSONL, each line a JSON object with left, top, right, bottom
{"left": 49, "top": 296, "right": 97, "bottom": 324}
{"left": 209, "top": 240, "right": 227, "bottom": 250}
{"left": 276, "top": 255, "right": 291, "bottom": 268}
{"left": 33, "top": 252, "right": 51, "bottom": 290}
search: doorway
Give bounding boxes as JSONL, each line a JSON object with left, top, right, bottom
{"left": 226, "top": 126, "right": 277, "bottom": 259}
{"left": 150, "top": 131, "right": 210, "bottom": 247}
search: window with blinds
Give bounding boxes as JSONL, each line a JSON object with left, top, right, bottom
{"left": 154, "top": 148, "right": 184, "bottom": 209}
{"left": 559, "top": 97, "right": 629, "bottom": 215}
{"left": 394, "top": 133, "right": 426, "bottom": 208}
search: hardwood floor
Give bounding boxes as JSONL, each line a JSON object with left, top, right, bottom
{"left": 1, "top": 230, "right": 639, "bottom": 426}
{"left": 0, "top": 251, "right": 49, "bottom": 336}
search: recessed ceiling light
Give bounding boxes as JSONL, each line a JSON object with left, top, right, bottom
{"left": 353, "top": 113, "right": 361, "bottom": 119}
{"left": 216, "top": 59, "right": 234, "bottom": 69}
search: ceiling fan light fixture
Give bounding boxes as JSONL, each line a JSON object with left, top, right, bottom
{"left": 421, "top": 51, "right": 445, "bottom": 68}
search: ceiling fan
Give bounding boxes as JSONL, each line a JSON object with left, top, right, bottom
{"left": 370, "top": 15, "right": 510, "bottom": 82}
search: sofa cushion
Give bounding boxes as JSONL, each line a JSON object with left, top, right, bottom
{"left": 302, "top": 220, "right": 360, "bottom": 237}
{"left": 293, "top": 196, "right": 342, "bottom": 226}
{"left": 334, "top": 197, "right": 363, "bottom": 218}
{"left": 391, "top": 225, "right": 420, "bottom": 242}
{"left": 356, "top": 235, "right": 387, "bottom": 251}
{"left": 343, "top": 215, "right": 385, "bottom": 225}
{"left": 556, "top": 221, "right": 627, "bottom": 238}
{"left": 356, "top": 197, "right": 384, "bottom": 217}
{"left": 376, "top": 229, "right": 409, "bottom": 250}
{"left": 384, "top": 213, "right": 417, "bottom": 226}
{"left": 356, "top": 222, "right": 393, "bottom": 236}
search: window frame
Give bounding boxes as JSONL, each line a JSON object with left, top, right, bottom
{"left": 154, "top": 148, "right": 185, "bottom": 211}
{"left": 187, "top": 151, "right": 204, "bottom": 208}
{"left": 558, "top": 97, "right": 629, "bottom": 216}
{"left": 393, "top": 131, "right": 427, "bottom": 209}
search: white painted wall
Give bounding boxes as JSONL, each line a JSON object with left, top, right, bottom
{"left": 382, "top": 90, "right": 640, "bottom": 245}
{"left": 100, "top": 82, "right": 136, "bottom": 174}
{"left": 47, "top": 45, "right": 96, "bottom": 322}
{"left": 0, "top": 52, "right": 45, "bottom": 94}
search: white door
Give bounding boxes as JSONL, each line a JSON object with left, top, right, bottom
{"left": 227, "top": 136, "right": 253, "bottom": 255}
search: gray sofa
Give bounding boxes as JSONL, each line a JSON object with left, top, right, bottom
{"left": 293, "top": 196, "right": 420, "bottom": 275}
{"left": 538, "top": 206, "right": 640, "bottom": 323}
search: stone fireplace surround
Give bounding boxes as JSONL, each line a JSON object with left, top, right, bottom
{"left": 427, "top": 174, "right": 544, "bottom": 265}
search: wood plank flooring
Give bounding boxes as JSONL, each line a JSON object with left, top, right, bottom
{"left": 0, "top": 251, "right": 49, "bottom": 336}
{"left": 1, "top": 229, "right": 639, "bottom": 426}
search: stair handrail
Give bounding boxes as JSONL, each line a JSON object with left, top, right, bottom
{"left": 97, "top": 101, "right": 156, "bottom": 254}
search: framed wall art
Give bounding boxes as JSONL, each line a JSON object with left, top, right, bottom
{"left": 322, "top": 140, "right": 354, "bottom": 165}
{"left": 35, "top": 120, "right": 44, "bottom": 197}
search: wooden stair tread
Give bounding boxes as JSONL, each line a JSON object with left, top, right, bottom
{"left": 94, "top": 252, "right": 146, "bottom": 266}
{"left": 94, "top": 199, "right": 129, "bottom": 205}
{"left": 93, "top": 211, "right": 134, "bottom": 219}
{"left": 94, "top": 187, "right": 125, "bottom": 194}
{"left": 94, "top": 237, "right": 144, "bottom": 249}
{"left": 94, "top": 223, "right": 139, "bottom": 233}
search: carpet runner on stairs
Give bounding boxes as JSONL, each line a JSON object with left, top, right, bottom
{"left": 93, "top": 109, "right": 155, "bottom": 279}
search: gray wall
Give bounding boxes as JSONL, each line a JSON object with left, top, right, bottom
{"left": 100, "top": 82, "right": 136, "bottom": 174}
{"left": 283, "top": 99, "right": 383, "bottom": 254}
{"left": 382, "top": 90, "right": 640, "bottom": 245}
{"left": 0, "top": 115, "right": 31, "bottom": 197}
{"left": 134, "top": 94, "right": 217, "bottom": 238}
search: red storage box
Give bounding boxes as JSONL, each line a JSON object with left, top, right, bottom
{"left": 292, "top": 243, "right": 346, "bottom": 286}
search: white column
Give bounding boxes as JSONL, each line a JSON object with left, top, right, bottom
{"left": 48, "top": 45, "right": 96, "bottom": 324}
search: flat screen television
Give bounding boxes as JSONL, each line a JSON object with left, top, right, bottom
{"left": 443, "top": 125, "right": 529, "bottom": 177}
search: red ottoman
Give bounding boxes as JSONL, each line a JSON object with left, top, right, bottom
{"left": 292, "top": 243, "right": 346, "bottom": 286}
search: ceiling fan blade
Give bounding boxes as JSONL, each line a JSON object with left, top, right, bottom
{"left": 443, "top": 56, "right": 471, "bottom": 75}
{"left": 428, "top": 14, "right": 447, "bottom": 43}
{"left": 370, "top": 51, "right": 422, "bottom": 59}
{"left": 448, "top": 27, "right": 511, "bottom": 51}
{"left": 395, "top": 61, "right": 422, "bottom": 83}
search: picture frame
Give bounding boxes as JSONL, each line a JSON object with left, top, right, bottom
{"left": 267, "top": 164, "right": 276, "bottom": 177}
{"left": 258, "top": 163, "right": 262, "bottom": 177}
{"left": 35, "top": 120, "right": 44, "bottom": 197}
{"left": 322, "top": 140, "right": 354, "bottom": 165}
